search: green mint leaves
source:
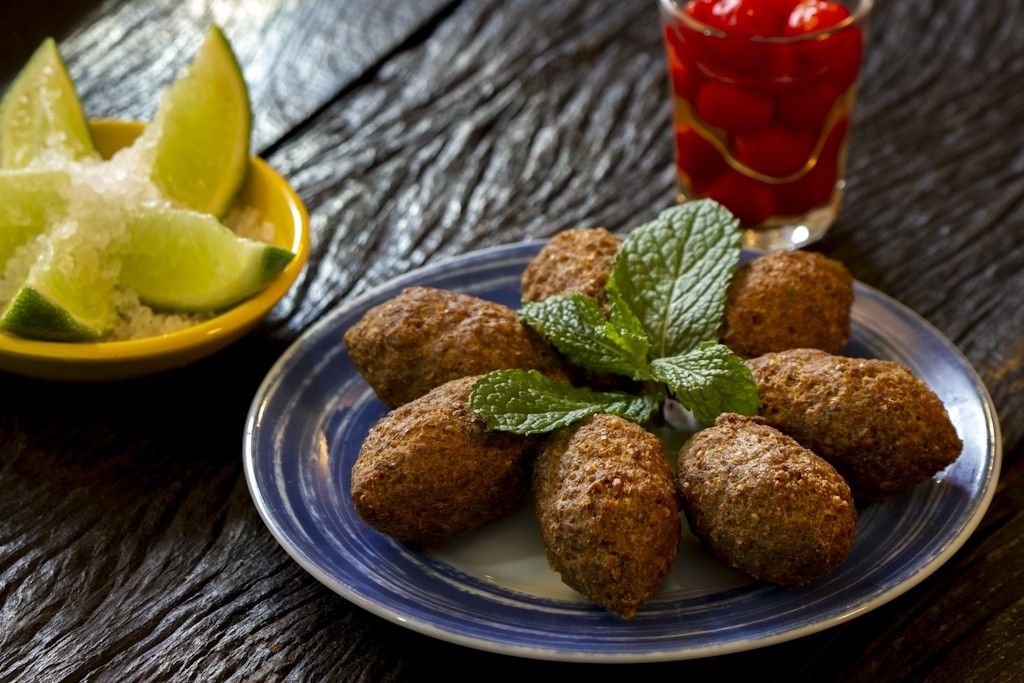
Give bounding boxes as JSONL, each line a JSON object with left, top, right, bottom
{"left": 470, "top": 200, "right": 759, "bottom": 435}
{"left": 609, "top": 200, "right": 740, "bottom": 357}
{"left": 469, "top": 370, "right": 662, "bottom": 435}
{"left": 650, "top": 342, "right": 760, "bottom": 425}
{"left": 519, "top": 294, "right": 651, "bottom": 380}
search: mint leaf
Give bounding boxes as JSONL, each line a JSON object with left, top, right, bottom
{"left": 649, "top": 342, "right": 759, "bottom": 425}
{"left": 605, "top": 287, "right": 650, "bottom": 367}
{"left": 520, "top": 294, "right": 650, "bottom": 379}
{"left": 469, "top": 369, "right": 662, "bottom": 435}
{"left": 607, "top": 200, "right": 741, "bottom": 357}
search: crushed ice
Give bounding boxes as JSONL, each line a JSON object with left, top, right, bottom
{"left": 0, "top": 124, "right": 274, "bottom": 340}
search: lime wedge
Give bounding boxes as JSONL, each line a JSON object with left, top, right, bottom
{"left": 0, "top": 169, "right": 69, "bottom": 270}
{"left": 0, "top": 38, "right": 95, "bottom": 169}
{"left": 120, "top": 207, "right": 293, "bottom": 312}
{"left": 0, "top": 286, "right": 107, "bottom": 341}
{"left": 150, "top": 26, "right": 251, "bottom": 217}
{"left": 0, "top": 229, "right": 116, "bottom": 341}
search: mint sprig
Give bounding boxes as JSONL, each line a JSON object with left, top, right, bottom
{"left": 608, "top": 200, "right": 740, "bottom": 356}
{"left": 650, "top": 342, "right": 760, "bottom": 425}
{"left": 520, "top": 294, "right": 651, "bottom": 380}
{"left": 469, "top": 370, "right": 662, "bottom": 435}
{"left": 472, "top": 199, "right": 759, "bottom": 435}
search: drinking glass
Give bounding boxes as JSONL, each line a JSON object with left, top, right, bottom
{"left": 661, "top": 0, "right": 873, "bottom": 250}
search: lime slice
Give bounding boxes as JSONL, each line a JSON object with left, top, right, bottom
{"left": 0, "top": 229, "right": 116, "bottom": 341}
{"left": 0, "top": 169, "right": 69, "bottom": 270}
{"left": 0, "top": 38, "right": 95, "bottom": 169}
{"left": 150, "top": 26, "right": 251, "bottom": 217}
{"left": 120, "top": 207, "right": 293, "bottom": 312}
{"left": 0, "top": 286, "right": 107, "bottom": 341}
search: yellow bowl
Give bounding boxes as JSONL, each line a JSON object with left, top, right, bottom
{"left": 0, "top": 119, "right": 310, "bottom": 381}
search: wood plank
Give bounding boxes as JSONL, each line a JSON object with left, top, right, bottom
{"left": 47, "top": 0, "right": 457, "bottom": 150}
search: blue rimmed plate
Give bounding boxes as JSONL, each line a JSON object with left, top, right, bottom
{"left": 243, "top": 242, "right": 1000, "bottom": 662}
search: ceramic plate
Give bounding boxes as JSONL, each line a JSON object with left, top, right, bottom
{"left": 244, "top": 242, "right": 1000, "bottom": 662}
{"left": 0, "top": 120, "right": 310, "bottom": 381}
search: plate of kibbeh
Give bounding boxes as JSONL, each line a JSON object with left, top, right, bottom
{"left": 244, "top": 201, "right": 1000, "bottom": 662}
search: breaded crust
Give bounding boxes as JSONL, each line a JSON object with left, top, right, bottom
{"left": 534, "top": 414, "right": 680, "bottom": 618}
{"left": 520, "top": 237, "right": 852, "bottom": 359}
{"left": 519, "top": 228, "right": 634, "bottom": 390}
{"left": 721, "top": 251, "right": 853, "bottom": 358}
{"left": 677, "top": 413, "right": 857, "bottom": 586}
{"left": 351, "top": 377, "right": 534, "bottom": 545}
{"left": 521, "top": 228, "right": 622, "bottom": 308}
{"left": 748, "top": 349, "right": 963, "bottom": 500}
{"left": 343, "top": 286, "right": 567, "bottom": 408}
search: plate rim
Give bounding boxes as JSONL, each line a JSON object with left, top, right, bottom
{"left": 243, "top": 240, "right": 1002, "bottom": 663}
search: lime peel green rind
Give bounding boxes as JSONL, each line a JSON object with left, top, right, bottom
{"left": 150, "top": 26, "right": 251, "bottom": 217}
{"left": 260, "top": 246, "right": 296, "bottom": 286}
{"left": 121, "top": 208, "right": 293, "bottom": 312}
{"left": 0, "top": 38, "right": 95, "bottom": 169}
{"left": 0, "top": 285, "right": 103, "bottom": 342}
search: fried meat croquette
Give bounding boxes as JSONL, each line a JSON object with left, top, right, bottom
{"left": 748, "top": 349, "right": 963, "bottom": 500}
{"left": 520, "top": 233, "right": 852, "bottom": 358}
{"left": 533, "top": 414, "right": 680, "bottom": 618}
{"left": 677, "top": 413, "right": 857, "bottom": 585}
{"left": 344, "top": 286, "right": 567, "bottom": 408}
{"left": 721, "top": 251, "right": 853, "bottom": 358}
{"left": 520, "top": 228, "right": 622, "bottom": 308}
{"left": 351, "top": 376, "right": 534, "bottom": 545}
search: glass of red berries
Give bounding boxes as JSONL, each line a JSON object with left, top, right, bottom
{"left": 661, "top": 0, "right": 872, "bottom": 250}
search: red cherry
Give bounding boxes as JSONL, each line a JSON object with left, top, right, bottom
{"left": 663, "top": 22, "right": 686, "bottom": 57}
{"left": 773, "top": 117, "right": 849, "bottom": 215}
{"left": 677, "top": 3, "right": 789, "bottom": 80}
{"left": 790, "top": 28, "right": 863, "bottom": 93}
{"left": 732, "top": 126, "right": 816, "bottom": 177}
{"left": 685, "top": 0, "right": 717, "bottom": 24}
{"left": 695, "top": 81, "right": 774, "bottom": 132}
{"left": 784, "top": 0, "right": 850, "bottom": 35}
{"left": 777, "top": 79, "right": 840, "bottom": 130}
{"left": 785, "top": 2, "right": 862, "bottom": 91}
{"left": 703, "top": 35, "right": 763, "bottom": 78}
{"left": 671, "top": 64, "right": 693, "bottom": 100}
{"left": 676, "top": 127, "right": 727, "bottom": 193}
{"left": 702, "top": 0, "right": 801, "bottom": 37}
{"left": 667, "top": 53, "right": 697, "bottom": 101}
{"left": 772, "top": 161, "right": 838, "bottom": 216}
{"left": 706, "top": 170, "right": 776, "bottom": 225}
{"left": 665, "top": 24, "right": 706, "bottom": 101}
{"left": 824, "top": 26, "right": 864, "bottom": 92}
{"left": 760, "top": 43, "right": 801, "bottom": 88}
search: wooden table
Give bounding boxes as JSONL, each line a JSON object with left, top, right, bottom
{"left": 2, "top": 1, "right": 1022, "bottom": 680}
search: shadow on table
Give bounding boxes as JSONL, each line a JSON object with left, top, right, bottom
{"left": 0, "top": 0, "right": 102, "bottom": 85}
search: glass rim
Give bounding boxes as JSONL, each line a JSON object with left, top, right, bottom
{"left": 659, "top": 0, "right": 874, "bottom": 43}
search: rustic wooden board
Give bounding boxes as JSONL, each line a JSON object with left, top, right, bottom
{"left": 23, "top": 0, "right": 457, "bottom": 151}
{"left": 0, "top": 0, "right": 1022, "bottom": 679}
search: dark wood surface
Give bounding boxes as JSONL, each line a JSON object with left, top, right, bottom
{"left": 1, "top": 0, "right": 1022, "bottom": 680}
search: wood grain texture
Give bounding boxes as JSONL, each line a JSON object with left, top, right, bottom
{"left": 31, "top": 0, "right": 457, "bottom": 151}
{"left": 1, "top": 0, "right": 1023, "bottom": 680}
